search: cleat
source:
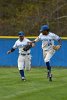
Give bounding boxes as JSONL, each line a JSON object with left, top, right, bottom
{"left": 21, "top": 77, "right": 26, "bottom": 81}
{"left": 22, "top": 79, "right": 26, "bottom": 81}
{"left": 49, "top": 77, "right": 52, "bottom": 81}
{"left": 49, "top": 74, "right": 52, "bottom": 81}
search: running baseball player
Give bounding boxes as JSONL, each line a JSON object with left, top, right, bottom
{"left": 34, "top": 25, "right": 61, "bottom": 81}
{"left": 7, "top": 31, "right": 33, "bottom": 81}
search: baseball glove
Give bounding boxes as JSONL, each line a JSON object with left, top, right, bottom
{"left": 53, "top": 45, "right": 61, "bottom": 50}
{"left": 23, "top": 44, "right": 32, "bottom": 51}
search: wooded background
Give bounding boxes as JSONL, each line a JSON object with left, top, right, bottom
{"left": 0, "top": 0, "right": 67, "bottom": 36}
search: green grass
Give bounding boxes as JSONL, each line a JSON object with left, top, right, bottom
{"left": 0, "top": 67, "right": 67, "bottom": 100}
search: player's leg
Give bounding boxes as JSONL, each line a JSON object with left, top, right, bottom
{"left": 43, "top": 51, "right": 51, "bottom": 78}
{"left": 25, "top": 55, "right": 31, "bottom": 71}
{"left": 46, "top": 62, "right": 52, "bottom": 81}
{"left": 43, "top": 50, "right": 55, "bottom": 81}
{"left": 18, "top": 55, "right": 25, "bottom": 80}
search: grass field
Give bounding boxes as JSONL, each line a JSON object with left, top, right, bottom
{"left": 0, "top": 67, "right": 67, "bottom": 100}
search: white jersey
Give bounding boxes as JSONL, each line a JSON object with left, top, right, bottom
{"left": 38, "top": 32, "right": 60, "bottom": 50}
{"left": 13, "top": 38, "right": 31, "bottom": 54}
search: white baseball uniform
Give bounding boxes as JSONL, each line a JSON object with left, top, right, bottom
{"left": 13, "top": 38, "right": 31, "bottom": 71}
{"left": 35, "top": 32, "right": 61, "bottom": 62}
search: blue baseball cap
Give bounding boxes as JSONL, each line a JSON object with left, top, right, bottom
{"left": 18, "top": 31, "right": 25, "bottom": 36}
{"left": 40, "top": 25, "right": 49, "bottom": 32}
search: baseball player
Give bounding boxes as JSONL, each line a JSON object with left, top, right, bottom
{"left": 34, "top": 25, "right": 61, "bottom": 81}
{"left": 7, "top": 31, "right": 33, "bottom": 81}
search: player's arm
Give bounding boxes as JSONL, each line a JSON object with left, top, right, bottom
{"left": 23, "top": 36, "right": 40, "bottom": 51}
{"left": 27, "top": 42, "right": 35, "bottom": 47}
{"left": 7, "top": 41, "right": 17, "bottom": 54}
{"left": 7, "top": 48, "right": 15, "bottom": 54}
{"left": 23, "top": 39, "right": 35, "bottom": 51}
{"left": 26, "top": 38, "right": 35, "bottom": 47}
{"left": 53, "top": 34, "right": 62, "bottom": 50}
{"left": 33, "top": 36, "right": 40, "bottom": 43}
{"left": 53, "top": 33, "right": 62, "bottom": 46}
{"left": 57, "top": 38, "right": 62, "bottom": 47}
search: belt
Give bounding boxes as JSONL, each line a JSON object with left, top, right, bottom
{"left": 19, "top": 53, "right": 30, "bottom": 56}
{"left": 44, "top": 50, "right": 48, "bottom": 51}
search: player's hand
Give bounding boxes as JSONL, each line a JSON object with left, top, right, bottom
{"left": 28, "top": 42, "right": 35, "bottom": 47}
{"left": 7, "top": 50, "right": 11, "bottom": 54}
{"left": 31, "top": 43, "right": 35, "bottom": 47}
{"left": 53, "top": 45, "right": 61, "bottom": 50}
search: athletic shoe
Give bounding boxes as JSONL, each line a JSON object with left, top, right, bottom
{"left": 49, "top": 74, "right": 52, "bottom": 81}
{"left": 21, "top": 77, "right": 26, "bottom": 81}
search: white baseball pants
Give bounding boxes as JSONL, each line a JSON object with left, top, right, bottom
{"left": 18, "top": 54, "right": 31, "bottom": 71}
{"left": 43, "top": 49, "right": 55, "bottom": 62}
